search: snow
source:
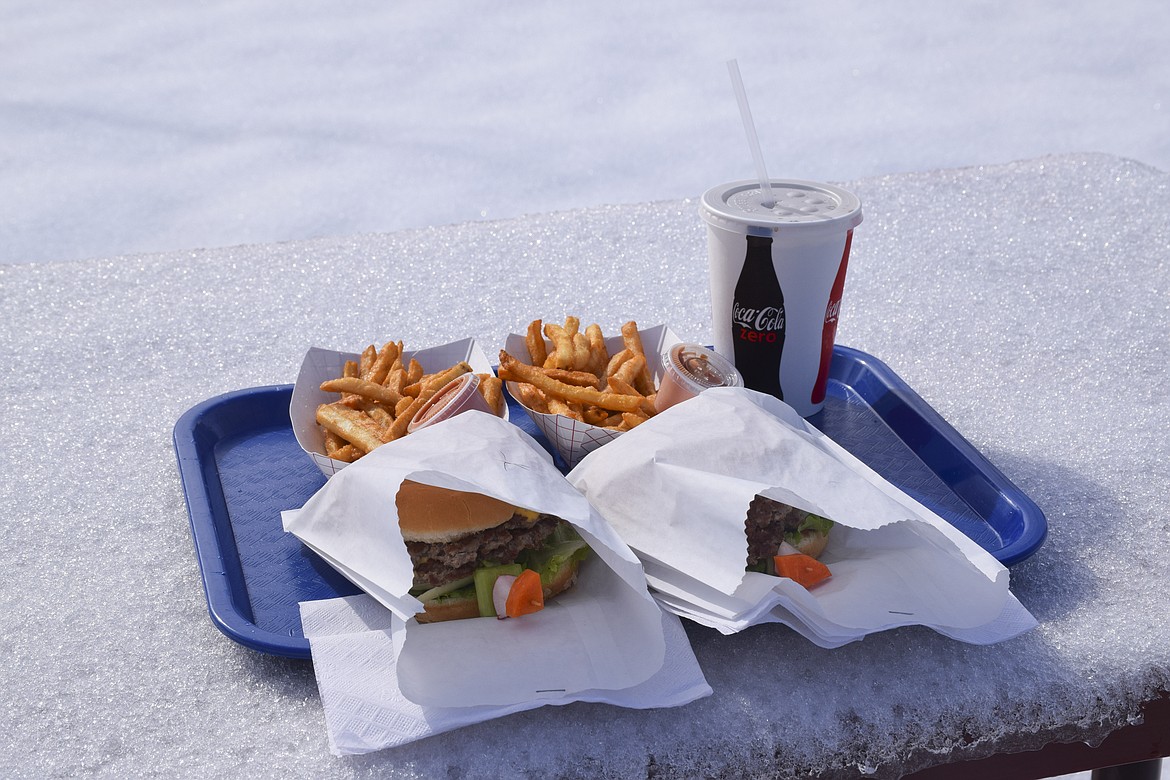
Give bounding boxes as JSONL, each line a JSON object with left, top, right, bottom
{"left": 2, "top": 2, "right": 1167, "bottom": 778}
{"left": 2, "top": 0, "right": 1167, "bottom": 266}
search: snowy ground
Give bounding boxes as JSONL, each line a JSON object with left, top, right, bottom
{"left": 3, "top": 1, "right": 1166, "bottom": 776}
{"left": 2, "top": 1, "right": 1167, "bottom": 267}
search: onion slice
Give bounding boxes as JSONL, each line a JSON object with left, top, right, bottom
{"left": 492, "top": 575, "right": 517, "bottom": 619}
{"left": 777, "top": 540, "right": 802, "bottom": 556}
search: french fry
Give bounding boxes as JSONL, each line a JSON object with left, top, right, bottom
{"left": 363, "top": 404, "right": 395, "bottom": 429}
{"left": 612, "top": 354, "right": 646, "bottom": 389}
{"left": 620, "top": 321, "right": 644, "bottom": 356}
{"left": 320, "top": 376, "right": 402, "bottom": 407}
{"left": 367, "top": 341, "right": 399, "bottom": 385}
{"left": 547, "top": 397, "right": 584, "bottom": 421}
{"left": 621, "top": 321, "right": 655, "bottom": 394}
{"left": 621, "top": 411, "right": 650, "bottom": 429}
{"left": 386, "top": 382, "right": 444, "bottom": 441}
{"left": 585, "top": 323, "right": 608, "bottom": 375}
{"left": 358, "top": 344, "right": 377, "bottom": 379}
{"left": 498, "top": 364, "right": 600, "bottom": 388}
{"left": 604, "top": 348, "right": 633, "bottom": 379}
{"left": 395, "top": 396, "right": 414, "bottom": 417}
{"left": 384, "top": 366, "right": 407, "bottom": 396}
{"left": 339, "top": 359, "right": 361, "bottom": 403}
{"left": 611, "top": 402, "right": 651, "bottom": 431}
{"left": 572, "top": 332, "right": 591, "bottom": 371}
{"left": 316, "top": 403, "right": 385, "bottom": 454}
{"left": 543, "top": 323, "right": 575, "bottom": 369}
{"left": 323, "top": 430, "right": 345, "bottom": 457}
{"left": 433, "top": 361, "right": 473, "bottom": 388}
{"left": 478, "top": 374, "right": 504, "bottom": 416}
{"left": 499, "top": 350, "right": 643, "bottom": 413}
{"left": 525, "top": 320, "right": 547, "bottom": 367}
{"left": 582, "top": 406, "right": 610, "bottom": 426}
{"left": 516, "top": 383, "right": 549, "bottom": 414}
{"left": 385, "top": 353, "right": 403, "bottom": 380}
{"left": 405, "top": 361, "right": 471, "bottom": 397}
{"left": 606, "top": 375, "right": 657, "bottom": 416}
{"left": 331, "top": 444, "right": 362, "bottom": 463}
{"left": 605, "top": 375, "right": 641, "bottom": 396}
{"left": 563, "top": 316, "right": 580, "bottom": 338}
{"left": 549, "top": 367, "right": 603, "bottom": 388}
{"left": 406, "top": 358, "right": 424, "bottom": 385}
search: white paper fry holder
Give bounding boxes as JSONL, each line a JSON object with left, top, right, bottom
{"left": 566, "top": 387, "right": 1037, "bottom": 645}
{"left": 290, "top": 337, "right": 505, "bottom": 477}
{"left": 281, "top": 411, "right": 673, "bottom": 707}
{"left": 502, "top": 323, "right": 681, "bottom": 469}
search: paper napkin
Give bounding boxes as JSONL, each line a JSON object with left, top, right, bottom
{"left": 299, "top": 594, "right": 711, "bottom": 754}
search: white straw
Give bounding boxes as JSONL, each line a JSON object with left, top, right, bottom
{"left": 726, "top": 59, "right": 775, "bottom": 208}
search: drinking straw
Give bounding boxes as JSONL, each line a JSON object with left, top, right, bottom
{"left": 726, "top": 59, "right": 776, "bottom": 208}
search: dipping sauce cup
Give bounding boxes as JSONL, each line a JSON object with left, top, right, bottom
{"left": 655, "top": 343, "right": 743, "bottom": 413}
{"left": 408, "top": 373, "right": 495, "bottom": 433}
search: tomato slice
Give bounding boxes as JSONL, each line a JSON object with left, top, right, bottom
{"left": 505, "top": 569, "right": 545, "bottom": 618}
{"left": 773, "top": 553, "right": 832, "bottom": 589}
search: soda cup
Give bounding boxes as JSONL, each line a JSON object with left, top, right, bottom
{"left": 701, "top": 180, "right": 862, "bottom": 417}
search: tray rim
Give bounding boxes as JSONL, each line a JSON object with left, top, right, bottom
{"left": 828, "top": 346, "right": 1047, "bottom": 566}
{"left": 172, "top": 347, "right": 1048, "bottom": 657}
{"left": 174, "top": 384, "right": 314, "bottom": 657}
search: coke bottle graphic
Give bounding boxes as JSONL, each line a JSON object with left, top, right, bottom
{"left": 811, "top": 229, "right": 854, "bottom": 405}
{"left": 731, "top": 234, "right": 785, "bottom": 399}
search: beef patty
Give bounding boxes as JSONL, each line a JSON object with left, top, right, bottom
{"left": 744, "top": 495, "right": 811, "bottom": 567}
{"left": 405, "top": 512, "right": 563, "bottom": 587}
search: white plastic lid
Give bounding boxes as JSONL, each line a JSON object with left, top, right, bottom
{"left": 665, "top": 344, "right": 742, "bottom": 394}
{"left": 700, "top": 179, "right": 863, "bottom": 237}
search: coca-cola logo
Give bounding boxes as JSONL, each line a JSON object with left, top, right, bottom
{"left": 824, "top": 298, "right": 841, "bottom": 323}
{"left": 732, "top": 302, "right": 784, "bottom": 332}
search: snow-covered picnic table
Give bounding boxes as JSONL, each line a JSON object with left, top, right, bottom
{"left": 3, "top": 153, "right": 1168, "bottom": 779}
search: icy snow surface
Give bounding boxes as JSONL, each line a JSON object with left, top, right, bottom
{"left": 3, "top": 0, "right": 1169, "bottom": 777}
{"left": 2, "top": 0, "right": 1169, "bottom": 267}
{"left": 2, "top": 152, "right": 1169, "bottom": 778}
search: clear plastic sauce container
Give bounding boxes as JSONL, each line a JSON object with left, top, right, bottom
{"left": 654, "top": 343, "right": 743, "bottom": 413}
{"left": 407, "top": 373, "right": 494, "bottom": 433}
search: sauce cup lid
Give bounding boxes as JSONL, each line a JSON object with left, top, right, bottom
{"left": 663, "top": 343, "right": 742, "bottom": 395}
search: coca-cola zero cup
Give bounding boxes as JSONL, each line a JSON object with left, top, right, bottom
{"left": 701, "top": 179, "right": 862, "bottom": 417}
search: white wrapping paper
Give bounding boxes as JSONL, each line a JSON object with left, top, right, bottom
{"left": 282, "top": 410, "right": 709, "bottom": 745}
{"left": 566, "top": 387, "right": 1037, "bottom": 645}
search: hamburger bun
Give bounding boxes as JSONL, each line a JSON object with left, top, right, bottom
{"left": 396, "top": 480, "right": 518, "bottom": 543}
{"left": 413, "top": 594, "right": 481, "bottom": 624}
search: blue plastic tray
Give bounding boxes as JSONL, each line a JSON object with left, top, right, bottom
{"left": 173, "top": 345, "right": 1047, "bottom": 658}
